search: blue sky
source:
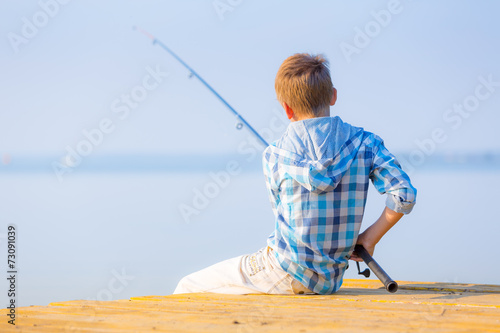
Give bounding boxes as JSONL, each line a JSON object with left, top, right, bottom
{"left": 1, "top": 0, "right": 499, "bottom": 157}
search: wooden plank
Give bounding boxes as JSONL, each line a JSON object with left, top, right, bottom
{"left": 0, "top": 280, "right": 499, "bottom": 332}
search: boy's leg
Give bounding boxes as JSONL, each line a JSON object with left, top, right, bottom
{"left": 173, "top": 246, "right": 312, "bottom": 295}
{"left": 173, "top": 252, "right": 260, "bottom": 294}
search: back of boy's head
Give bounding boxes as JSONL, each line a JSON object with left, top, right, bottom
{"left": 275, "top": 53, "right": 333, "bottom": 118}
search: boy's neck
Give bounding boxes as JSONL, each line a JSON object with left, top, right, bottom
{"left": 291, "top": 109, "right": 330, "bottom": 122}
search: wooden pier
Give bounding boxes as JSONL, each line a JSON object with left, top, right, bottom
{"left": 1, "top": 279, "right": 499, "bottom": 332}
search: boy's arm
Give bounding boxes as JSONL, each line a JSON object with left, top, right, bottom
{"left": 262, "top": 151, "right": 279, "bottom": 217}
{"left": 370, "top": 138, "right": 417, "bottom": 215}
{"left": 350, "top": 207, "right": 403, "bottom": 261}
{"left": 351, "top": 138, "right": 416, "bottom": 261}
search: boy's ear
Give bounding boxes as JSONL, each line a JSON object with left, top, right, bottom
{"left": 330, "top": 87, "right": 338, "bottom": 106}
{"left": 283, "top": 102, "right": 295, "bottom": 120}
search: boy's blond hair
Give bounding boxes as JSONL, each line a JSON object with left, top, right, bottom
{"left": 275, "top": 53, "right": 333, "bottom": 118}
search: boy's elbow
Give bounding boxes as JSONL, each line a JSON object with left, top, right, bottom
{"left": 385, "top": 188, "right": 416, "bottom": 215}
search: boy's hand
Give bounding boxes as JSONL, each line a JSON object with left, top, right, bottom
{"left": 349, "top": 233, "right": 375, "bottom": 262}
{"left": 349, "top": 207, "right": 403, "bottom": 262}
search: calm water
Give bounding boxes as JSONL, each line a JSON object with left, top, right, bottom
{"left": 1, "top": 157, "right": 499, "bottom": 306}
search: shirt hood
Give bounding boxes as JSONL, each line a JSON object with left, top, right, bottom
{"left": 264, "top": 116, "right": 365, "bottom": 193}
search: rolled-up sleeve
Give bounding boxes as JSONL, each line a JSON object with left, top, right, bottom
{"left": 369, "top": 140, "right": 417, "bottom": 214}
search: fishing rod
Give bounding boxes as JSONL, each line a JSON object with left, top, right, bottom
{"left": 354, "top": 245, "right": 398, "bottom": 293}
{"left": 134, "top": 26, "right": 269, "bottom": 148}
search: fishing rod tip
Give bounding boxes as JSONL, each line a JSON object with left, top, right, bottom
{"left": 133, "top": 25, "right": 155, "bottom": 41}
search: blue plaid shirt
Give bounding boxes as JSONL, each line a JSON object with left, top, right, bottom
{"left": 263, "top": 116, "right": 416, "bottom": 294}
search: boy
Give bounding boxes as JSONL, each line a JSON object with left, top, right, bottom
{"left": 174, "top": 53, "right": 416, "bottom": 295}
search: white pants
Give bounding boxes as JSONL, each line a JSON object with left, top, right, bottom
{"left": 173, "top": 246, "right": 314, "bottom": 295}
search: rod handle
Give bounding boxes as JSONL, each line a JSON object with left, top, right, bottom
{"left": 354, "top": 245, "right": 398, "bottom": 293}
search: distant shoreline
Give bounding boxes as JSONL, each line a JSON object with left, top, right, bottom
{"left": 1, "top": 152, "right": 499, "bottom": 173}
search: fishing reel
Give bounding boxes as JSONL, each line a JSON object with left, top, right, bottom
{"left": 356, "top": 261, "right": 370, "bottom": 278}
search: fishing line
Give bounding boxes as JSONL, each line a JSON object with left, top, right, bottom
{"left": 134, "top": 26, "right": 269, "bottom": 147}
